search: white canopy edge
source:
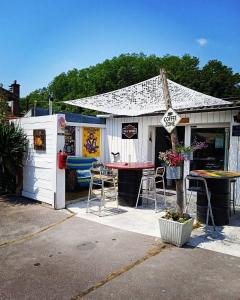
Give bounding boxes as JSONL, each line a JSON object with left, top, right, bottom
{"left": 64, "top": 75, "right": 230, "bottom": 116}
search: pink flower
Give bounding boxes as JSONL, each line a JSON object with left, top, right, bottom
{"left": 159, "top": 150, "right": 184, "bottom": 167}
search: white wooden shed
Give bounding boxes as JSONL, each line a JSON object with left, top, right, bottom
{"left": 16, "top": 111, "right": 106, "bottom": 208}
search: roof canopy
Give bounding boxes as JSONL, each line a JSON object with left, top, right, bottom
{"left": 64, "top": 75, "right": 230, "bottom": 116}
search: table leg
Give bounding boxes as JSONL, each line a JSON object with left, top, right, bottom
{"left": 197, "top": 179, "right": 230, "bottom": 226}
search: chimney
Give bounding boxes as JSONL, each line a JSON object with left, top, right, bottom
{"left": 10, "top": 80, "right": 20, "bottom": 116}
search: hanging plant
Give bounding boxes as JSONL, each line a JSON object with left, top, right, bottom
{"left": 159, "top": 150, "right": 184, "bottom": 179}
{"left": 175, "top": 140, "right": 208, "bottom": 161}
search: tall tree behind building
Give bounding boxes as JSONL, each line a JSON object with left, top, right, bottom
{"left": 20, "top": 53, "right": 240, "bottom": 115}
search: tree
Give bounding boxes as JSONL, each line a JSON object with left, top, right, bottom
{"left": 20, "top": 53, "right": 240, "bottom": 115}
{"left": 0, "top": 89, "right": 10, "bottom": 121}
{"left": 199, "top": 60, "right": 240, "bottom": 98}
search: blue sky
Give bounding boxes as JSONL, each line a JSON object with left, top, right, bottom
{"left": 0, "top": 0, "right": 239, "bottom": 96}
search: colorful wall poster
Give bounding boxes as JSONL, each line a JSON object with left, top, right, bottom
{"left": 82, "top": 127, "right": 100, "bottom": 157}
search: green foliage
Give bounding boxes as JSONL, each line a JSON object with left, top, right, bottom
{"left": 199, "top": 60, "right": 240, "bottom": 98}
{"left": 175, "top": 144, "right": 193, "bottom": 153}
{"left": 0, "top": 90, "right": 10, "bottom": 121}
{"left": 20, "top": 53, "right": 240, "bottom": 115}
{"left": 0, "top": 122, "right": 28, "bottom": 192}
{"left": 164, "top": 210, "right": 191, "bottom": 223}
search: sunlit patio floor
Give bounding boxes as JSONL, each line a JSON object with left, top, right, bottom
{"left": 67, "top": 188, "right": 240, "bottom": 258}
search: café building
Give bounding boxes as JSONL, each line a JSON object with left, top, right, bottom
{"left": 65, "top": 75, "right": 240, "bottom": 205}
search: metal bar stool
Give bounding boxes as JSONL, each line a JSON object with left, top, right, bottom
{"left": 87, "top": 163, "right": 118, "bottom": 216}
{"left": 136, "top": 168, "right": 166, "bottom": 212}
{"left": 155, "top": 167, "right": 166, "bottom": 207}
{"left": 230, "top": 179, "right": 237, "bottom": 215}
{"left": 184, "top": 175, "right": 215, "bottom": 230}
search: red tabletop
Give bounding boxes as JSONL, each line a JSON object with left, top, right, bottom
{"left": 105, "top": 162, "right": 154, "bottom": 170}
{"left": 190, "top": 169, "right": 240, "bottom": 179}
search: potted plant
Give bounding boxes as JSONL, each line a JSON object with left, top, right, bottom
{"left": 159, "top": 210, "right": 194, "bottom": 247}
{"left": 175, "top": 144, "right": 193, "bottom": 161}
{"left": 159, "top": 150, "right": 184, "bottom": 179}
{"left": 175, "top": 140, "right": 208, "bottom": 161}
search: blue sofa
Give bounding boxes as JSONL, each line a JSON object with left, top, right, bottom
{"left": 66, "top": 156, "right": 97, "bottom": 188}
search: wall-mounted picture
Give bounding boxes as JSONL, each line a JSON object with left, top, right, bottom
{"left": 82, "top": 127, "right": 100, "bottom": 157}
{"left": 122, "top": 123, "right": 138, "bottom": 139}
{"left": 33, "top": 129, "right": 46, "bottom": 150}
{"left": 64, "top": 126, "right": 75, "bottom": 155}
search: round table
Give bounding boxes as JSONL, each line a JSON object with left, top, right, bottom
{"left": 190, "top": 170, "right": 240, "bottom": 225}
{"left": 105, "top": 162, "right": 154, "bottom": 207}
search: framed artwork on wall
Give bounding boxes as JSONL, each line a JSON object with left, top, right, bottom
{"left": 33, "top": 129, "right": 46, "bottom": 151}
{"left": 122, "top": 123, "right": 138, "bottom": 139}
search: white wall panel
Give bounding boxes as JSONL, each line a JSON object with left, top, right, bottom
{"left": 106, "top": 109, "right": 240, "bottom": 205}
{"left": 15, "top": 115, "right": 65, "bottom": 208}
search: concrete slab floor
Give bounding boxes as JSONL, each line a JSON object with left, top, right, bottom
{"left": 67, "top": 194, "right": 240, "bottom": 258}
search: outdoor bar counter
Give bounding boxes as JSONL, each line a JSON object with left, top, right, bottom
{"left": 105, "top": 162, "right": 154, "bottom": 207}
{"left": 190, "top": 170, "right": 240, "bottom": 225}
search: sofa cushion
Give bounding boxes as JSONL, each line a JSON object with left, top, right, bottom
{"left": 66, "top": 156, "right": 97, "bottom": 170}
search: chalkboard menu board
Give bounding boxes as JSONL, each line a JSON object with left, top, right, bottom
{"left": 232, "top": 125, "right": 240, "bottom": 136}
{"left": 64, "top": 126, "right": 75, "bottom": 155}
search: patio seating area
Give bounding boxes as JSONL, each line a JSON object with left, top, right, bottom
{"left": 67, "top": 186, "right": 240, "bottom": 258}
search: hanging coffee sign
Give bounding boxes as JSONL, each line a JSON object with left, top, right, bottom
{"left": 160, "top": 108, "right": 181, "bottom": 134}
{"left": 122, "top": 123, "right": 138, "bottom": 139}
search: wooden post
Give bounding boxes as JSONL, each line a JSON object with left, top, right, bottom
{"left": 160, "top": 69, "right": 184, "bottom": 214}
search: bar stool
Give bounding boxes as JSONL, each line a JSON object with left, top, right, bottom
{"left": 230, "top": 179, "right": 237, "bottom": 215}
{"left": 155, "top": 167, "right": 166, "bottom": 207}
{"left": 86, "top": 163, "right": 118, "bottom": 216}
{"left": 136, "top": 168, "right": 166, "bottom": 212}
{"left": 184, "top": 175, "right": 215, "bottom": 230}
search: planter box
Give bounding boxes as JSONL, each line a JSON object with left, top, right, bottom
{"left": 181, "top": 151, "right": 193, "bottom": 161}
{"left": 159, "top": 217, "right": 194, "bottom": 247}
{"left": 166, "top": 166, "right": 182, "bottom": 179}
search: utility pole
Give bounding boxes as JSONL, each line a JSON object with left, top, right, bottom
{"left": 160, "top": 68, "right": 184, "bottom": 214}
{"left": 49, "top": 93, "right": 54, "bottom": 115}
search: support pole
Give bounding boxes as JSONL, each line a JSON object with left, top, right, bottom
{"left": 160, "top": 69, "right": 184, "bottom": 214}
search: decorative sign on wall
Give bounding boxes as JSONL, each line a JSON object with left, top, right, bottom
{"left": 82, "top": 127, "right": 100, "bottom": 157}
{"left": 232, "top": 125, "right": 240, "bottom": 136}
{"left": 64, "top": 126, "right": 75, "bottom": 155}
{"left": 122, "top": 123, "right": 138, "bottom": 139}
{"left": 57, "top": 115, "right": 66, "bottom": 132}
{"left": 160, "top": 108, "right": 181, "bottom": 133}
{"left": 33, "top": 129, "right": 46, "bottom": 151}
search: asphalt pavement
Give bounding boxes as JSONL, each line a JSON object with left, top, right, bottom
{"left": 0, "top": 195, "right": 240, "bottom": 300}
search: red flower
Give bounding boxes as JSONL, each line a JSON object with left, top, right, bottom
{"left": 159, "top": 150, "right": 184, "bottom": 166}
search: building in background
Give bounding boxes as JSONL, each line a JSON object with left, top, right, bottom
{"left": 0, "top": 80, "right": 20, "bottom": 118}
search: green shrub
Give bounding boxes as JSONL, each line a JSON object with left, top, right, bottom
{"left": 0, "top": 122, "right": 28, "bottom": 193}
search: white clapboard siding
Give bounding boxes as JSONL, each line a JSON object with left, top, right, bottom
{"left": 106, "top": 109, "right": 240, "bottom": 205}
{"left": 15, "top": 115, "right": 65, "bottom": 208}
